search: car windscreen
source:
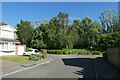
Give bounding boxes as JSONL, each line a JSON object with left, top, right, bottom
{"left": 34, "top": 50, "right": 39, "bottom": 53}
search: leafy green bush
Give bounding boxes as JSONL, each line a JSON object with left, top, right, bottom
{"left": 77, "top": 49, "right": 88, "bottom": 55}
{"left": 29, "top": 54, "right": 44, "bottom": 61}
{"left": 26, "top": 47, "right": 33, "bottom": 52}
{"left": 92, "top": 51, "right": 102, "bottom": 55}
{"left": 29, "top": 55, "right": 39, "bottom": 61}
{"left": 98, "top": 32, "right": 120, "bottom": 51}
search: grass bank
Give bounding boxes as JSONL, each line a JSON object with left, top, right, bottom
{"left": 0, "top": 56, "right": 30, "bottom": 63}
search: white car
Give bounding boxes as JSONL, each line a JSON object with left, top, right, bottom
{"left": 23, "top": 49, "right": 39, "bottom": 56}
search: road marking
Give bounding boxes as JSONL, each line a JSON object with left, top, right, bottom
{"left": 0, "top": 58, "right": 54, "bottom": 78}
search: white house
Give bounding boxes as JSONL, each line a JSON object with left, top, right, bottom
{"left": 0, "top": 22, "right": 20, "bottom": 56}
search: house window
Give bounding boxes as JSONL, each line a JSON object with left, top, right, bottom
{"left": 2, "top": 43, "right": 4, "bottom": 49}
{"left": 0, "top": 43, "right": 1, "bottom": 49}
{"left": 9, "top": 43, "right": 12, "bottom": 49}
{"left": 0, "top": 27, "right": 1, "bottom": 35}
{"left": 5, "top": 43, "right": 8, "bottom": 49}
{"left": 0, "top": 43, "right": 16, "bottom": 50}
{"left": 13, "top": 43, "right": 16, "bottom": 49}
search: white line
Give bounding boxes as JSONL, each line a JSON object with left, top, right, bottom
{"left": 0, "top": 59, "right": 54, "bottom": 78}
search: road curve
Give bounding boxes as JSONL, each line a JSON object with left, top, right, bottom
{"left": 2, "top": 54, "right": 120, "bottom": 79}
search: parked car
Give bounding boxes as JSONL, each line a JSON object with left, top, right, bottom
{"left": 23, "top": 49, "right": 39, "bottom": 56}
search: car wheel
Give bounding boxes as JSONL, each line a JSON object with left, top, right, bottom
{"left": 23, "top": 53, "right": 25, "bottom": 56}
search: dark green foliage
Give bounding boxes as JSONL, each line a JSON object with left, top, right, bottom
{"left": 98, "top": 32, "right": 120, "bottom": 51}
{"left": 16, "top": 20, "right": 34, "bottom": 47}
{"left": 31, "top": 25, "right": 47, "bottom": 49}
{"left": 32, "top": 12, "right": 79, "bottom": 49}
{"left": 73, "top": 17, "right": 103, "bottom": 50}
{"left": 16, "top": 10, "right": 119, "bottom": 54}
{"left": 31, "top": 40, "right": 47, "bottom": 50}
{"left": 29, "top": 54, "right": 44, "bottom": 61}
{"left": 16, "top": 12, "right": 102, "bottom": 50}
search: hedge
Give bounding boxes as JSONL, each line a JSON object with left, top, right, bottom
{"left": 47, "top": 49, "right": 102, "bottom": 55}
{"left": 98, "top": 32, "right": 120, "bottom": 51}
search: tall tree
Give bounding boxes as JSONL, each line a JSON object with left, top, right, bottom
{"left": 56, "top": 12, "right": 70, "bottom": 49}
{"left": 45, "top": 17, "right": 58, "bottom": 49}
{"left": 73, "top": 17, "right": 102, "bottom": 49}
{"left": 31, "top": 26, "right": 47, "bottom": 49}
{"left": 16, "top": 20, "right": 34, "bottom": 47}
{"left": 56, "top": 12, "right": 69, "bottom": 29}
{"left": 99, "top": 9, "right": 119, "bottom": 33}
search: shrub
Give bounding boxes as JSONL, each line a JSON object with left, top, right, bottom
{"left": 92, "top": 51, "right": 102, "bottom": 55}
{"left": 29, "top": 55, "right": 39, "bottom": 61}
{"left": 47, "top": 49, "right": 88, "bottom": 55}
{"left": 47, "top": 49, "right": 102, "bottom": 55}
{"left": 29, "top": 54, "right": 44, "bottom": 61}
{"left": 35, "top": 54, "right": 44, "bottom": 59}
{"left": 78, "top": 49, "right": 88, "bottom": 55}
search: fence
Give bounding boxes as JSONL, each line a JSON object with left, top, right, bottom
{"left": 107, "top": 47, "right": 120, "bottom": 71}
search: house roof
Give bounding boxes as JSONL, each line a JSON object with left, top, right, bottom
{"left": 0, "top": 22, "right": 7, "bottom": 26}
{"left": 0, "top": 22, "right": 17, "bottom": 31}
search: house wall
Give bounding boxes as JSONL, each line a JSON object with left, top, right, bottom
{"left": 0, "top": 51, "right": 16, "bottom": 56}
{"left": 0, "top": 25, "right": 16, "bottom": 40}
{"left": 16, "top": 45, "right": 26, "bottom": 55}
{"left": 0, "top": 24, "right": 20, "bottom": 56}
{"left": 0, "top": 42, "right": 16, "bottom": 56}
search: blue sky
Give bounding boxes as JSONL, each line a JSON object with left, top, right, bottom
{"left": 2, "top": 2, "right": 118, "bottom": 27}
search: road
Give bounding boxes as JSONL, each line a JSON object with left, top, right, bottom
{"left": 2, "top": 54, "right": 120, "bottom": 79}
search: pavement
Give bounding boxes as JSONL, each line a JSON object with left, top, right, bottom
{"left": 1, "top": 54, "right": 120, "bottom": 79}
{"left": 1, "top": 57, "right": 54, "bottom": 77}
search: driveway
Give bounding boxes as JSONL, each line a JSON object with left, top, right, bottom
{"left": 2, "top": 54, "right": 120, "bottom": 79}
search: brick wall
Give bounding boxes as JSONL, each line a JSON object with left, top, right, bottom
{"left": 107, "top": 47, "right": 120, "bottom": 71}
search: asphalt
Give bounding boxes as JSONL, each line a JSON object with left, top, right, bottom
{"left": 1, "top": 54, "right": 120, "bottom": 79}
{"left": 1, "top": 58, "right": 53, "bottom": 76}
{"left": 95, "top": 57, "right": 120, "bottom": 79}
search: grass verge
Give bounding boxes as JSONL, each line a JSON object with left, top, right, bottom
{"left": 0, "top": 56, "right": 31, "bottom": 63}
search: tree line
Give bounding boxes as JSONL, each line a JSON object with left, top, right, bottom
{"left": 16, "top": 9, "right": 119, "bottom": 51}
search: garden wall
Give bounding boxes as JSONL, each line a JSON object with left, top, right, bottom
{"left": 107, "top": 47, "right": 120, "bottom": 71}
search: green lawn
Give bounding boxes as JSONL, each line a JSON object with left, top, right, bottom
{"left": 0, "top": 56, "right": 31, "bottom": 63}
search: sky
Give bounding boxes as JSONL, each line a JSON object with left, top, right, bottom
{"left": 0, "top": 2, "right": 2, "bottom": 21}
{"left": 2, "top": 2, "right": 118, "bottom": 27}
{"left": 2, "top": 0, "right": 120, "bottom": 2}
